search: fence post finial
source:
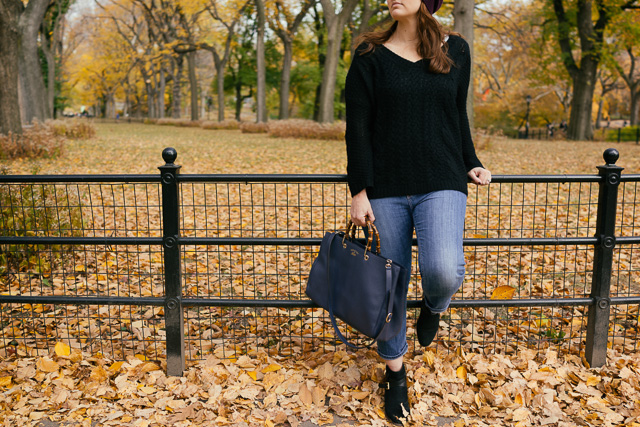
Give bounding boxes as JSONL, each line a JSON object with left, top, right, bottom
{"left": 162, "top": 147, "right": 178, "bottom": 165}
{"left": 603, "top": 148, "right": 619, "bottom": 165}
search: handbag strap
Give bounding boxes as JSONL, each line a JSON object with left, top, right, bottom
{"left": 325, "top": 232, "right": 398, "bottom": 349}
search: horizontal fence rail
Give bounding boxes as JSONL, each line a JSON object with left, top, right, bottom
{"left": 1, "top": 148, "right": 639, "bottom": 376}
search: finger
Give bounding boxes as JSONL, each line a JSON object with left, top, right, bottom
{"left": 483, "top": 171, "right": 492, "bottom": 185}
{"left": 468, "top": 172, "right": 482, "bottom": 184}
{"left": 366, "top": 210, "right": 375, "bottom": 223}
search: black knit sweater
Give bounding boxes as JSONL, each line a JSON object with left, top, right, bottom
{"left": 345, "top": 35, "right": 484, "bottom": 199}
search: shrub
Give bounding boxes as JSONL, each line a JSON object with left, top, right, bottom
{"left": 240, "top": 122, "right": 269, "bottom": 134}
{"left": 155, "top": 118, "right": 201, "bottom": 127}
{"left": 143, "top": 118, "right": 157, "bottom": 125}
{"left": 0, "top": 122, "right": 64, "bottom": 160}
{"left": 268, "top": 119, "right": 345, "bottom": 140}
{"left": 200, "top": 120, "right": 241, "bottom": 130}
{"left": 605, "top": 126, "right": 640, "bottom": 143}
{"left": 156, "top": 118, "right": 175, "bottom": 126}
{"left": 47, "top": 119, "right": 96, "bottom": 139}
{"left": 0, "top": 184, "right": 85, "bottom": 276}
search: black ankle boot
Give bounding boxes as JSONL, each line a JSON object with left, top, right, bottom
{"left": 381, "top": 365, "right": 410, "bottom": 425}
{"left": 417, "top": 299, "right": 440, "bottom": 347}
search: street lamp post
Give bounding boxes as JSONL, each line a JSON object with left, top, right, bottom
{"left": 525, "top": 95, "right": 532, "bottom": 139}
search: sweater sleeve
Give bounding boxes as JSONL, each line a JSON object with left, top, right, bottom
{"left": 345, "top": 44, "right": 376, "bottom": 197}
{"left": 455, "top": 38, "right": 484, "bottom": 171}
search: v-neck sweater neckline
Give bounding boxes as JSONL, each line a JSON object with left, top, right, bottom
{"left": 380, "top": 35, "right": 450, "bottom": 66}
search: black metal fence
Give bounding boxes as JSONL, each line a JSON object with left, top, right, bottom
{"left": 1, "top": 148, "right": 639, "bottom": 376}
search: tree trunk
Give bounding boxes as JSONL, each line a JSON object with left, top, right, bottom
{"left": 41, "top": 9, "right": 64, "bottom": 119}
{"left": 551, "top": 0, "right": 610, "bottom": 140}
{"left": 145, "top": 81, "right": 155, "bottom": 118}
{"left": 279, "top": 38, "right": 293, "bottom": 120}
{"left": 272, "top": 0, "right": 313, "bottom": 120}
{"left": 235, "top": 79, "right": 243, "bottom": 121}
{"left": 41, "top": 34, "right": 56, "bottom": 119}
{"left": 187, "top": 50, "right": 199, "bottom": 121}
{"left": 105, "top": 92, "right": 116, "bottom": 119}
{"left": 216, "top": 62, "right": 225, "bottom": 122}
{"left": 453, "top": 0, "right": 475, "bottom": 130}
{"left": 201, "top": 91, "right": 206, "bottom": 121}
{"left": 631, "top": 89, "right": 639, "bottom": 126}
{"left": 172, "top": 55, "right": 184, "bottom": 119}
{"left": 0, "top": 0, "right": 23, "bottom": 135}
{"left": 312, "top": 4, "right": 325, "bottom": 121}
{"left": 317, "top": 0, "right": 359, "bottom": 123}
{"left": 17, "top": 0, "right": 50, "bottom": 124}
{"left": 568, "top": 58, "right": 598, "bottom": 140}
{"left": 613, "top": 48, "right": 640, "bottom": 127}
{"left": 596, "top": 97, "right": 603, "bottom": 129}
{"left": 158, "top": 68, "right": 166, "bottom": 118}
{"left": 255, "top": 0, "right": 267, "bottom": 122}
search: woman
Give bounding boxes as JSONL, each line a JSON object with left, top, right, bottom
{"left": 345, "top": 0, "right": 491, "bottom": 423}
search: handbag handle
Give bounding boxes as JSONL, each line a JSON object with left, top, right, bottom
{"left": 344, "top": 218, "right": 381, "bottom": 255}
{"left": 325, "top": 232, "right": 398, "bottom": 349}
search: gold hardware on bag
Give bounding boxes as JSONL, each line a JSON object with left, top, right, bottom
{"left": 350, "top": 249, "right": 358, "bottom": 256}
{"left": 386, "top": 259, "right": 392, "bottom": 268}
{"left": 364, "top": 254, "right": 369, "bottom": 261}
{"left": 386, "top": 313, "right": 393, "bottom": 323}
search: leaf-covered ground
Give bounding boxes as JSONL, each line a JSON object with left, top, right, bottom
{"left": 4, "top": 122, "right": 640, "bottom": 176}
{"left": 1, "top": 343, "right": 639, "bottom": 426}
{"left": 2, "top": 123, "right": 640, "bottom": 426}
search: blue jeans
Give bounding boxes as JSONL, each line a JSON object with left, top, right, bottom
{"left": 368, "top": 190, "right": 467, "bottom": 360}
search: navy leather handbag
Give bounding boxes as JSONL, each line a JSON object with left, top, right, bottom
{"left": 306, "top": 219, "right": 409, "bottom": 349}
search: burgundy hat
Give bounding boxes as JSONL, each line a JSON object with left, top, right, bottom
{"left": 422, "top": 0, "right": 444, "bottom": 14}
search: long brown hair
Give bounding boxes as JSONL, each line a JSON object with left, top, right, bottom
{"left": 352, "top": 2, "right": 459, "bottom": 74}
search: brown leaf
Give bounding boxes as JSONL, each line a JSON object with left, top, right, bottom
{"left": 298, "top": 383, "right": 312, "bottom": 407}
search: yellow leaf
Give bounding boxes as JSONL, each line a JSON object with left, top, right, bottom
{"left": 55, "top": 342, "right": 71, "bottom": 357}
{"left": 535, "top": 316, "right": 551, "bottom": 328}
{"left": 587, "top": 376, "right": 600, "bottom": 386}
{"left": 376, "top": 407, "right": 386, "bottom": 419}
{"left": 109, "top": 361, "right": 125, "bottom": 371}
{"left": 423, "top": 351, "right": 435, "bottom": 366}
{"left": 37, "top": 357, "right": 60, "bottom": 373}
{"left": 515, "top": 393, "right": 524, "bottom": 405}
{"left": 265, "top": 421, "right": 274, "bottom": 427}
{"left": 247, "top": 371, "right": 258, "bottom": 381}
{"left": 261, "top": 364, "right": 281, "bottom": 374}
{"left": 456, "top": 365, "right": 468, "bottom": 379}
{"left": 454, "top": 420, "right": 466, "bottom": 427}
{"left": 0, "top": 376, "right": 12, "bottom": 387}
{"left": 135, "top": 354, "right": 148, "bottom": 361}
{"left": 491, "top": 285, "right": 516, "bottom": 300}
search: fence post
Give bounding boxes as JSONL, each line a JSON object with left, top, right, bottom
{"left": 585, "top": 148, "right": 623, "bottom": 368}
{"left": 159, "top": 147, "right": 184, "bottom": 376}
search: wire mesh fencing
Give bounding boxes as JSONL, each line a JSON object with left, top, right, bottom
{"left": 1, "top": 148, "right": 638, "bottom": 375}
